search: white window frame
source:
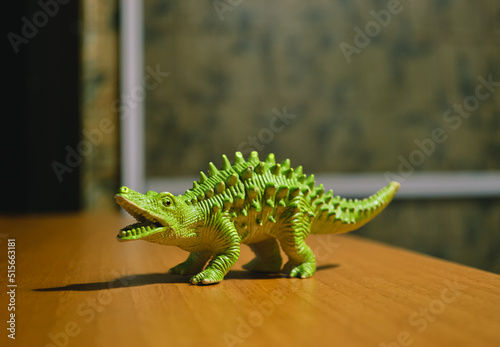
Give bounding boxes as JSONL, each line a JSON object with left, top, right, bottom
{"left": 120, "top": 0, "right": 145, "bottom": 193}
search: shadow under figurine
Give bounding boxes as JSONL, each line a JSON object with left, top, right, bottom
{"left": 115, "top": 151, "right": 400, "bottom": 285}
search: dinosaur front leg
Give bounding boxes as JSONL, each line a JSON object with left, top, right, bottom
{"left": 190, "top": 218, "right": 240, "bottom": 285}
{"left": 168, "top": 251, "right": 212, "bottom": 276}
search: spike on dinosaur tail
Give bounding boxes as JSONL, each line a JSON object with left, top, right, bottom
{"left": 310, "top": 181, "right": 400, "bottom": 235}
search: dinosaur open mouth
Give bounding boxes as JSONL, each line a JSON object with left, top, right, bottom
{"left": 115, "top": 195, "right": 165, "bottom": 241}
{"left": 117, "top": 220, "right": 164, "bottom": 240}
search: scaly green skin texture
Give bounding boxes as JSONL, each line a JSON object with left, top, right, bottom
{"left": 115, "top": 151, "right": 400, "bottom": 285}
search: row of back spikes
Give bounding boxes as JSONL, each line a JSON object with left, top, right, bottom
{"left": 184, "top": 152, "right": 324, "bottom": 209}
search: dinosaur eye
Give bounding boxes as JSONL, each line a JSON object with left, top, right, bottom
{"left": 163, "top": 199, "right": 171, "bottom": 207}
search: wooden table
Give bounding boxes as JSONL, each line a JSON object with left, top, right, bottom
{"left": 1, "top": 213, "right": 499, "bottom": 347}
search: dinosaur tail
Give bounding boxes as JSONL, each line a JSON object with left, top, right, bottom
{"left": 310, "top": 181, "right": 400, "bottom": 235}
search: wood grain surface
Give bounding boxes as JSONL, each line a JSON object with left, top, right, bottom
{"left": 1, "top": 213, "right": 499, "bottom": 347}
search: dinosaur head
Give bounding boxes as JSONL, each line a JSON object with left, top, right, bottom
{"left": 115, "top": 186, "right": 188, "bottom": 243}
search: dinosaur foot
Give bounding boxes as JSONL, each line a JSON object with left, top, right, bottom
{"left": 190, "top": 269, "right": 225, "bottom": 285}
{"left": 282, "top": 261, "right": 316, "bottom": 279}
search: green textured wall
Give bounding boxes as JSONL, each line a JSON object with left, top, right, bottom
{"left": 144, "top": 0, "right": 500, "bottom": 176}
{"left": 141, "top": 0, "right": 500, "bottom": 273}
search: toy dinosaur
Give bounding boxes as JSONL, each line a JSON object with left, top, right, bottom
{"left": 115, "top": 151, "right": 400, "bottom": 285}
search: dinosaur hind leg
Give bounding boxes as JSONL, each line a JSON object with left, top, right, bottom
{"left": 277, "top": 213, "right": 316, "bottom": 279}
{"left": 243, "top": 238, "right": 283, "bottom": 273}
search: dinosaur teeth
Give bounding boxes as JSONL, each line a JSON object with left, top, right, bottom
{"left": 120, "top": 221, "right": 163, "bottom": 237}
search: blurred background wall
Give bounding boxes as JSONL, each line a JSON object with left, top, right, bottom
{"left": 4, "top": 0, "right": 499, "bottom": 273}
{"left": 144, "top": 0, "right": 500, "bottom": 175}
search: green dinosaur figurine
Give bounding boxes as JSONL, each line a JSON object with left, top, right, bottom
{"left": 115, "top": 152, "right": 400, "bottom": 285}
